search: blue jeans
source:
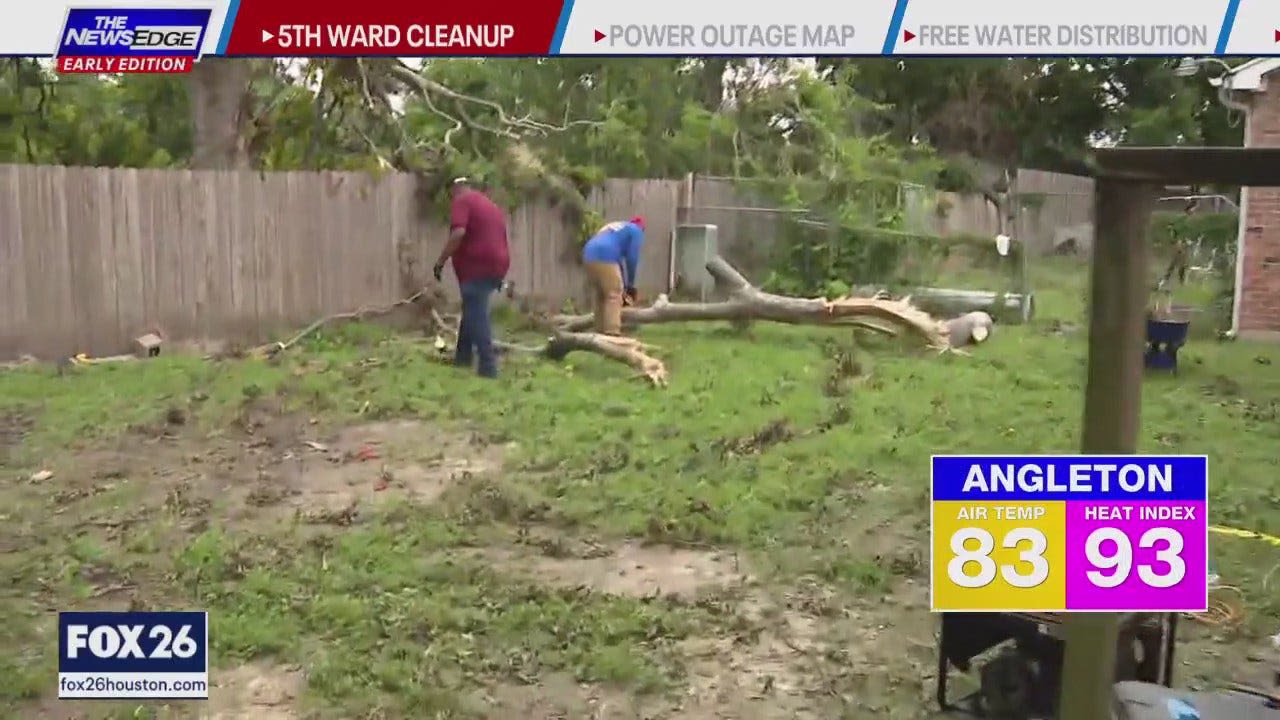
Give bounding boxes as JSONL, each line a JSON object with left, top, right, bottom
{"left": 456, "top": 277, "right": 503, "bottom": 378}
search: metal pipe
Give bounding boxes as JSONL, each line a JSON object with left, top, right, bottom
{"left": 1231, "top": 111, "right": 1252, "bottom": 335}
{"left": 1193, "top": 58, "right": 1249, "bottom": 334}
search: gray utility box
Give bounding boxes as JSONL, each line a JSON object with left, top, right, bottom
{"left": 672, "top": 224, "right": 719, "bottom": 301}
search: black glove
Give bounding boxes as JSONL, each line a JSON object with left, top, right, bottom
{"left": 432, "top": 261, "right": 445, "bottom": 282}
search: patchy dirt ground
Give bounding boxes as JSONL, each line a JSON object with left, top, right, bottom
{"left": 207, "top": 664, "right": 307, "bottom": 720}
{"left": 0, "top": 409, "right": 33, "bottom": 465}
{"left": 20, "top": 406, "right": 1259, "bottom": 720}
{"left": 27, "top": 428, "right": 931, "bottom": 720}
{"left": 28, "top": 404, "right": 508, "bottom": 535}
{"left": 471, "top": 673, "right": 654, "bottom": 720}
{"left": 7, "top": 321, "right": 1280, "bottom": 720}
{"left": 478, "top": 538, "right": 752, "bottom": 600}
{"left": 14, "top": 408, "right": 1279, "bottom": 720}
{"left": 226, "top": 417, "right": 507, "bottom": 524}
{"left": 465, "top": 531, "right": 937, "bottom": 719}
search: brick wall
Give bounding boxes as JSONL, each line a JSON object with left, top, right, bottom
{"left": 1241, "top": 73, "right": 1280, "bottom": 337}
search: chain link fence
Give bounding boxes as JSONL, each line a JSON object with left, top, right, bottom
{"left": 678, "top": 175, "right": 1032, "bottom": 323}
{"left": 672, "top": 173, "right": 1239, "bottom": 336}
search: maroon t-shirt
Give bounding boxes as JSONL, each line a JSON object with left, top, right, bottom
{"left": 448, "top": 189, "right": 511, "bottom": 283}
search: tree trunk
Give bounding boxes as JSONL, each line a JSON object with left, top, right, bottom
{"left": 534, "top": 257, "right": 951, "bottom": 384}
{"left": 187, "top": 58, "right": 254, "bottom": 169}
{"left": 552, "top": 258, "right": 947, "bottom": 346}
{"left": 699, "top": 59, "right": 729, "bottom": 110}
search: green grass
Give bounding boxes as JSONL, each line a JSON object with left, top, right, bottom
{"left": 1, "top": 259, "right": 1278, "bottom": 718}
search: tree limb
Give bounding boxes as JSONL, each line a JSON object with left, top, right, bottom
{"left": 533, "top": 256, "right": 951, "bottom": 385}
{"left": 253, "top": 259, "right": 956, "bottom": 388}
{"left": 544, "top": 332, "right": 669, "bottom": 386}
{"left": 386, "top": 60, "right": 602, "bottom": 139}
{"left": 551, "top": 257, "right": 948, "bottom": 349}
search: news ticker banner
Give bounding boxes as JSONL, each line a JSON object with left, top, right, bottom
{"left": 58, "top": 611, "right": 208, "bottom": 699}
{"left": 930, "top": 455, "right": 1209, "bottom": 613}
{"left": 3, "top": 0, "right": 1280, "bottom": 65}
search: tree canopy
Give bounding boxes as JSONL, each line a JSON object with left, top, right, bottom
{"left": 0, "top": 56, "right": 1245, "bottom": 292}
{"left": 2, "top": 57, "right": 1242, "bottom": 175}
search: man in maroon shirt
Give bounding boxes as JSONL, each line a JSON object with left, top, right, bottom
{"left": 433, "top": 178, "right": 511, "bottom": 378}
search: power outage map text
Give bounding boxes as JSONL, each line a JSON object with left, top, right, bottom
{"left": 56, "top": 8, "right": 211, "bottom": 74}
{"left": 602, "top": 23, "right": 856, "bottom": 51}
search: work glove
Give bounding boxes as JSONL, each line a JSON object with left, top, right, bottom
{"left": 624, "top": 287, "right": 638, "bottom": 306}
{"left": 432, "top": 261, "right": 445, "bottom": 282}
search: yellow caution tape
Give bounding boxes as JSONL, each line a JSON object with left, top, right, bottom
{"left": 1209, "top": 525, "right": 1280, "bottom": 547}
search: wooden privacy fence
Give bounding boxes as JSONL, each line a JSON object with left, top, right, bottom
{"left": 0, "top": 164, "right": 1092, "bottom": 360}
{"left": 0, "top": 165, "right": 680, "bottom": 360}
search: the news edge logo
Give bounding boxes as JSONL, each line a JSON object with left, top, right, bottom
{"left": 58, "top": 611, "right": 209, "bottom": 700}
{"left": 56, "top": 8, "right": 212, "bottom": 74}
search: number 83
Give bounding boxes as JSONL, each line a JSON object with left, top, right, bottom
{"left": 948, "top": 527, "right": 1049, "bottom": 589}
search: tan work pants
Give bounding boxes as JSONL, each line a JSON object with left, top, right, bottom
{"left": 584, "top": 262, "right": 624, "bottom": 334}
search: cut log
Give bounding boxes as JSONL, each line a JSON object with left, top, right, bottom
{"left": 943, "top": 311, "right": 995, "bottom": 347}
{"left": 852, "top": 286, "right": 1035, "bottom": 324}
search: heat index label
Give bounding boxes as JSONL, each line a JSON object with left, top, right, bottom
{"left": 929, "top": 455, "right": 1209, "bottom": 613}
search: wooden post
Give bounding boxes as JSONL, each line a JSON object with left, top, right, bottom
{"left": 1058, "top": 177, "right": 1156, "bottom": 719}
{"left": 669, "top": 172, "right": 696, "bottom": 293}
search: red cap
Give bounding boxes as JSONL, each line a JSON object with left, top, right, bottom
{"left": 630, "top": 215, "right": 646, "bottom": 229}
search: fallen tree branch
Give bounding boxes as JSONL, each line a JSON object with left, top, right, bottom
{"left": 243, "top": 257, "right": 955, "bottom": 388}
{"left": 250, "top": 285, "right": 446, "bottom": 358}
{"left": 544, "top": 332, "right": 669, "bottom": 386}
{"left": 551, "top": 257, "right": 948, "bottom": 349}
{"left": 427, "top": 309, "right": 668, "bottom": 384}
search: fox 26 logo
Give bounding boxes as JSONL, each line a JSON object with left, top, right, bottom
{"left": 59, "top": 612, "right": 207, "bottom": 674}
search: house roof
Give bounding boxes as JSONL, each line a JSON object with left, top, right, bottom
{"left": 1212, "top": 58, "right": 1280, "bottom": 91}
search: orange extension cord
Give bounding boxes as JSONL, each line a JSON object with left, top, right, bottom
{"left": 1184, "top": 585, "right": 1247, "bottom": 627}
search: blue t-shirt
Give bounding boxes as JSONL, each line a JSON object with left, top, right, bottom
{"left": 583, "top": 221, "right": 644, "bottom": 288}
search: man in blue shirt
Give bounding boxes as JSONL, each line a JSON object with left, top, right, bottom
{"left": 582, "top": 216, "right": 645, "bottom": 335}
